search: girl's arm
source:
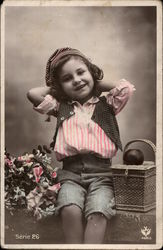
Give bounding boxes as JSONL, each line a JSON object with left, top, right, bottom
{"left": 97, "top": 80, "right": 118, "bottom": 92}
{"left": 104, "top": 79, "right": 135, "bottom": 115}
{"left": 27, "top": 86, "right": 51, "bottom": 106}
{"left": 27, "top": 87, "right": 59, "bottom": 116}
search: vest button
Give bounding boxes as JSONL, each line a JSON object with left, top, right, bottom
{"left": 70, "top": 111, "right": 74, "bottom": 115}
{"left": 60, "top": 116, "right": 65, "bottom": 121}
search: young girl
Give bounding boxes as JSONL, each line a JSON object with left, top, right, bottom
{"left": 27, "top": 47, "right": 135, "bottom": 244}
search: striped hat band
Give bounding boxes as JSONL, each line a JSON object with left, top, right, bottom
{"left": 50, "top": 48, "right": 89, "bottom": 67}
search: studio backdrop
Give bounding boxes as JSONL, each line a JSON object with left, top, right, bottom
{"left": 5, "top": 5, "right": 156, "bottom": 166}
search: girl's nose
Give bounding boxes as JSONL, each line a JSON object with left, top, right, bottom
{"left": 73, "top": 75, "right": 81, "bottom": 85}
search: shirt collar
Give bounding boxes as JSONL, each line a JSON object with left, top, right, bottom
{"left": 67, "top": 96, "right": 99, "bottom": 105}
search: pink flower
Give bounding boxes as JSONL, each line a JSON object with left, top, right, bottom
{"left": 33, "top": 166, "right": 43, "bottom": 183}
{"left": 5, "top": 158, "right": 13, "bottom": 167}
{"left": 18, "top": 154, "right": 34, "bottom": 162}
{"left": 51, "top": 171, "right": 57, "bottom": 178}
{"left": 48, "top": 183, "right": 61, "bottom": 193}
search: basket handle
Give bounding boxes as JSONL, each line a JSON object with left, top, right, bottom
{"left": 123, "top": 139, "right": 156, "bottom": 162}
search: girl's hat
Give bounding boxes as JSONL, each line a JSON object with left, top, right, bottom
{"left": 45, "top": 47, "right": 89, "bottom": 87}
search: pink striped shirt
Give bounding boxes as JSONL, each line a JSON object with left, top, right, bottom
{"left": 34, "top": 79, "right": 135, "bottom": 161}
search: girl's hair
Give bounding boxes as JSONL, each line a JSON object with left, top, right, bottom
{"left": 45, "top": 48, "right": 104, "bottom": 101}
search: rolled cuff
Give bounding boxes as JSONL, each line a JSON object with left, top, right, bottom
{"left": 33, "top": 94, "right": 59, "bottom": 114}
{"left": 106, "top": 79, "right": 135, "bottom": 115}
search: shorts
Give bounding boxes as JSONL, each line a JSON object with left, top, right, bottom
{"left": 55, "top": 154, "right": 116, "bottom": 220}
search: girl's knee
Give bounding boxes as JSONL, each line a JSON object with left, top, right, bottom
{"left": 87, "top": 212, "right": 107, "bottom": 223}
{"left": 61, "top": 204, "right": 83, "bottom": 219}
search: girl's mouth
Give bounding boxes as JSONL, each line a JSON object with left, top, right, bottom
{"left": 75, "top": 83, "right": 87, "bottom": 91}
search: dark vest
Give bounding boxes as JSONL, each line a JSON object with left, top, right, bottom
{"left": 50, "top": 96, "right": 122, "bottom": 151}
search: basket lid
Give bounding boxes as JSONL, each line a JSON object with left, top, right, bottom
{"left": 111, "top": 161, "right": 155, "bottom": 170}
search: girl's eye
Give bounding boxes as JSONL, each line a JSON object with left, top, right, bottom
{"left": 62, "top": 75, "right": 72, "bottom": 82}
{"left": 77, "top": 70, "right": 85, "bottom": 75}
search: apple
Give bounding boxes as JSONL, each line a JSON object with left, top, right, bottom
{"left": 123, "top": 149, "right": 144, "bottom": 165}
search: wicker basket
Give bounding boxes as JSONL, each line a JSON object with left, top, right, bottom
{"left": 111, "top": 139, "right": 156, "bottom": 212}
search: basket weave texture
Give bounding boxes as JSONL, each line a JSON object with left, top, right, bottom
{"left": 111, "top": 139, "right": 156, "bottom": 212}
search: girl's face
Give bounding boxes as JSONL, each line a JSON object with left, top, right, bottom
{"left": 59, "top": 57, "right": 94, "bottom": 104}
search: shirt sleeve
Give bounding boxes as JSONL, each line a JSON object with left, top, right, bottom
{"left": 105, "top": 79, "right": 136, "bottom": 115}
{"left": 33, "top": 94, "right": 60, "bottom": 115}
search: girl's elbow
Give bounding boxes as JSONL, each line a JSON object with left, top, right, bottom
{"left": 27, "top": 88, "right": 45, "bottom": 106}
{"left": 27, "top": 89, "right": 34, "bottom": 102}
{"left": 26, "top": 88, "right": 40, "bottom": 104}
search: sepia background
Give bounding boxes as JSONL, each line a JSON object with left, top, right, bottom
{"left": 5, "top": 6, "right": 156, "bottom": 166}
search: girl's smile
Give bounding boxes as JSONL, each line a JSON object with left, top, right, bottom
{"left": 59, "top": 58, "right": 94, "bottom": 104}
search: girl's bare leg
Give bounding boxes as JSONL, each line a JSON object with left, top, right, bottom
{"left": 61, "top": 204, "right": 84, "bottom": 243}
{"left": 84, "top": 213, "right": 107, "bottom": 244}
